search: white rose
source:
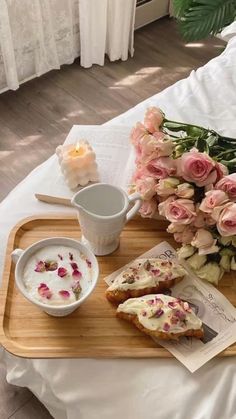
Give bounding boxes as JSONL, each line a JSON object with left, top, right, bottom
{"left": 187, "top": 253, "right": 207, "bottom": 270}
{"left": 231, "top": 257, "right": 236, "bottom": 271}
{"left": 177, "top": 245, "right": 195, "bottom": 259}
{"left": 220, "top": 236, "right": 233, "bottom": 246}
{"left": 220, "top": 255, "right": 231, "bottom": 271}
{"left": 195, "top": 263, "right": 224, "bottom": 285}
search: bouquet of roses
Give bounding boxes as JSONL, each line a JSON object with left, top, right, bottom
{"left": 130, "top": 107, "right": 236, "bottom": 285}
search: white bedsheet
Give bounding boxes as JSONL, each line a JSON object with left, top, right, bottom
{"left": 1, "top": 23, "right": 236, "bottom": 419}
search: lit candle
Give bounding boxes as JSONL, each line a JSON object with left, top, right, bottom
{"left": 56, "top": 140, "right": 99, "bottom": 189}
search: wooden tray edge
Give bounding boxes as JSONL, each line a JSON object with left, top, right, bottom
{"left": 0, "top": 213, "right": 76, "bottom": 349}
{"left": 0, "top": 214, "right": 236, "bottom": 359}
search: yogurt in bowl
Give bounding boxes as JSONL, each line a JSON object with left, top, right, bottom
{"left": 12, "top": 238, "right": 99, "bottom": 317}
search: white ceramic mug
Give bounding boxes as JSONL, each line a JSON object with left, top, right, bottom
{"left": 11, "top": 237, "right": 99, "bottom": 317}
{"left": 71, "top": 183, "right": 142, "bottom": 256}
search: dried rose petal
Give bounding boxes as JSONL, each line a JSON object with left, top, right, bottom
{"left": 59, "top": 290, "right": 70, "bottom": 298}
{"left": 168, "top": 301, "right": 178, "bottom": 309}
{"left": 170, "top": 316, "right": 179, "bottom": 325}
{"left": 182, "top": 301, "right": 191, "bottom": 312}
{"left": 38, "top": 283, "right": 52, "bottom": 299}
{"left": 160, "top": 260, "right": 168, "bottom": 266}
{"left": 147, "top": 299, "right": 155, "bottom": 306}
{"left": 69, "top": 252, "right": 74, "bottom": 261}
{"left": 70, "top": 262, "right": 78, "bottom": 270}
{"left": 45, "top": 260, "right": 58, "bottom": 271}
{"left": 58, "top": 267, "right": 68, "bottom": 277}
{"left": 34, "top": 261, "right": 45, "bottom": 272}
{"left": 72, "top": 280, "right": 82, "bottom": 292}
{"left": 58, "top": 254, "right": 63, "bottom": 260}
{"left": 72, "top": 280, "right": 82, "bottom": 300}
{"left": 154, "top": 308, "right": 164, "bottom": 318}
{"left": 122, "top": 276, "right": 135, "bottom": 284}
{"left": 174, "top": 309, "right": 186, "bottom": 321}
{"left": 163, "top": 322, "right": 170, "bottom": 332}
{"left": 143, "top": 260, "right": 151, "bottom": 271}
{"left": 151, "top": 269, "right": 160, "bottom": 276}
{"left": 155, "top": 297, "right": 163, "bottom": 305}
{"left": 86, "top": 259, "right": 92, "bottom": 268}
{"left": 72, "top": 269, "right": 82, "bottom": 279}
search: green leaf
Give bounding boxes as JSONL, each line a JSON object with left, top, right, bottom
{"left": 175, "top": 0, "right": 236, "bottom": 42}
{"left": 163, "top": 121, "right": 188, "bottom": 131}
{"left": 173, "top": 0, "right": 194, "bottom": 17}
{"left": 195, "top": 137, "right": 209, "bottom": 153}
{"left": 220, "top": 135, "right": 236, "bottom": 142}
{"left": 221, "top": 158, "right": 236, "bottom": 167}
{"left": 186, "top": 126, "right": 204, "bottom": 137}
{"left": 206, "top": 134, "right": 218, "bottom": 147}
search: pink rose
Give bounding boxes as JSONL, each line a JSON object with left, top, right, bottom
{"left": 176, "top": 183, "right": 194, "bottom": 199}
{"left": 158, "top": 197, "right": 196, "bottom": 225}
{"left": 134, "top": 134, "right": 156, "bottom": 163}
{"left": 177, "top": 148, "right": 217, "bottom": 187}
{"left": 130, "top": 122, "right": 147, "bottom": 146}
{"left": 136, "top": 177, "right": 156, "bottom": 200}
{"left": 135, "top": 133, "right": 173, "bottom": 164}
{"left": 144, "top": 107, "right": 164, "bottom": 133}
{"left": 215, "top": 162, "right": 228, "bottom": 182}
{"left": 191, "top": 229, "right": 219, "bottom": 255}
{"left": 152, "top": 132, "right": 174, "bottom": 157}
{"left": 156, "top": 177, "right": 179, "bottom": 197}
{"left": 139, "top": 198, "right": 158, "bottom": 218}
{"left": 213, "top": 202, "right": 236, "bottom": 237}
{"left": 205, "top": 214, "right": 216, "bottom": 226}
{"left": 167, "top": 223, "right": 185, "bottom": 234}
{"left": 216, "top": 174, "right": 236, "bottom": 200}
{"left": 174, "top": 227, "right": 195, "bottom": 244}
{"left": 146, "top": 157, "right": 176, "bottom": 179}
{"left": 194, "top": 208, "right": 206, "bottom": 228}
{"left": 199, "top": 190, "right": 229, "bottom": 213}
{"left": 132, "top": 168, "right": 146, "bottom": 182}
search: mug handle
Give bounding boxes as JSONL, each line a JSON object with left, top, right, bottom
{"left": 126, "top": 192, "right": 142, "bottom": 222}
{"left": 11, "top": 248, "right": 23, "bottom": 264}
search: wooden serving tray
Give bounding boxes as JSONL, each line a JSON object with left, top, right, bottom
{"left": 0, "top": 214, "right": 236, "bottom": 359}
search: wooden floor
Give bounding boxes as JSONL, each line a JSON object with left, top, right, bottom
{"left": 0, "top": 18, "right": 224, "bottom": 203}
{"left": 0, "top": 17, "right": 224, "bottom": 418}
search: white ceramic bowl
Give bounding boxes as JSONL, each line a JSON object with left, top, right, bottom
{"left": 11, "top": 237, "right": 99, "bottom": 317}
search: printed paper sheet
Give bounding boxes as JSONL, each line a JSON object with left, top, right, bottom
{"left": 105, "top": 241, "right": 236, "bottom": 372}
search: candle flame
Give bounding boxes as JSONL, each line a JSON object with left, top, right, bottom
{"left": 75, "top": 143, "right": 81, "bottom": 152}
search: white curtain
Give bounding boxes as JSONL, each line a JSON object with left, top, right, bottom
{"left": 79, "top": 0, "right": 136, "bottom": 68}
{"left": 0, "top": 0, "right": 136, "bottom": 93}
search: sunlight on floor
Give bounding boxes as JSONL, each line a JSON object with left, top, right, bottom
{"left": 185, "top": 42, "right": 224, "bottom": 48}
{"left": 185, "top": 43, "right": 205, "bottom": 48}
{"left": 0, "top": 151, "right": 14, "bottom": 160}
{"left": 18, "top": 134, "right": 42, "bottom": 146}
{"left": 112, "top": 66, "right": 192, "bottom": 87}
{"left": 112, "top": 67, "right": 163, "bottom": 86}
{"left": 65, "top": 110, "right": 85, "bottom": 118}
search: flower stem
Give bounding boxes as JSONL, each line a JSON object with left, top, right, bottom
{"left": 163, "top": 118, "right": 214, "bottom": 133}
{"left": 216, "top": 149, "right": 236, "bottom": 158}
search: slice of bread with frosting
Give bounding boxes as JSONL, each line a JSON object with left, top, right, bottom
{"left": 106, "top": 258, "right": 186, "bottom": 304}
{"left": 117, "top": 294, "right": 204, "bottom": 341}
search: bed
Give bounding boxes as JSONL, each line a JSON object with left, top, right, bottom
{"left": 0, "top": 22, "right": 236, "bottom": 419}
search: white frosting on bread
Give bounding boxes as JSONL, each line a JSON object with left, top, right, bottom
{"left": 117, "top": 294, "right": 202, "bottom": 333}
{"left": 108, "top": 258, "right": 186, "bottom": 292}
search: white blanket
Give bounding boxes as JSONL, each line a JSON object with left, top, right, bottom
{"left": 1, "top": 23, "right": 236, "bottom": 419}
